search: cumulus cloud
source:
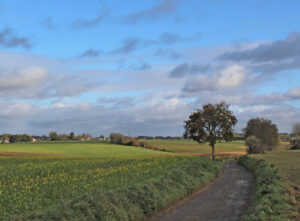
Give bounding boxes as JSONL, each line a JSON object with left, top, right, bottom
{"left": 124, "top": 0, "right": 180, "bottom": 25}
{"left": 286, "top": 87, "right": 300, "bottom": 99}
{"left": 190, "top": 86, "right": 300, "bottom": 108}
{"left": 0, "top": 27, "right": 31, "bottom": 49}
{"left": 42, "top": 73, "right": 102, "bottom": 98}
{"left": 183, "top": 65, "right": 248, "bottom": 92}
{"left": 0, "top": 54, "right": 105, "bottom": 99}
{"left": 0, "top": 95, "right": 190, "bottom": 136}
{"left": 0, "top": 66, "right": 48, "bottom": 97}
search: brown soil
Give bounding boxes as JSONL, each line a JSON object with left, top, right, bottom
{"left": 149, "top": 162, "right": 254, "bottom": 221}
{"left": 0, "top": 152, "right": 63, "bottom": 157}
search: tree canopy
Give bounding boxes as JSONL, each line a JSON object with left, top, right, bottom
{"left": 243, "top": 118, "right": 279, "bottom": 151}
{"left": 183, "top": 102, "right": 237, "bottom": 160}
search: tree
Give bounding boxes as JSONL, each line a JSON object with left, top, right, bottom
{"left": 69, "top": 132, "right": 75, "bottom": 140}
{"left": 244, "top": 118, "right": 279, "bottom": 151}
{"left": 49, "top": 132, "right": 58, "bottom": 141}
{"left": 183, "top": 102, "right": 237, "bottom": 161}
{"left": 292, "top": 122, "right": 300, "bottom": 136}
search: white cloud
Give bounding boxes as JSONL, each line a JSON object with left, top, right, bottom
{"left": 183, "top": 64, "right": 248, "bottom": 92}
{"left": 287, "top": 87, "right": 300, "bottom": 98}
{"left": 0, "top": 66, "right": 47, "bottom": 93}
{"left": 217, "top": 65, "right": 247, "bottom": 89}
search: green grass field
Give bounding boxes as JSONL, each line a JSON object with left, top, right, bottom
{"left": 146, "top": 139, "right": 246, "bottom": 155}
{"left": 251, "top": 150, "right": 300, "bottom": 219}
{"left": 0, "top": 141, "right": 169, "bottom": 158}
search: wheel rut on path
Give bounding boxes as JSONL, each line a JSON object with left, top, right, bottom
{"left": 150, "top": 162, "right": 254, "bottom": 221}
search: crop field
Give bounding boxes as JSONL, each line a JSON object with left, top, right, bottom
{"left": 146, "top": 139, "right": 246, "bottom": 155}
{"left": 0, "top": 140, "right": 241, "bottom": 219}
{"left": 0, "top": 155, "right": 197, "bottom": 219}
{"left": 0, "top": 141, "right": 169, "bottom": 158}
{"left": 251, "top": 150, "right": 300, "bottom": 219}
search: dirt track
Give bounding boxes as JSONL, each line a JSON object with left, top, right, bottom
{"left": 150, "top": 162, "right": 254, "bottom": 221}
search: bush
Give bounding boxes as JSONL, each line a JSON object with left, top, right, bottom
{"left": 110, "top": 133, "right": 159, "bottom": 151}
{"left": 110, "top": 133, "right": 127, "bottom": 145}
{"left": 244, "top": 118, "right": 279, "bottom": 151}
{"left": 245, "top": 136, "right": 264, "bottom": 154}
{"left": 126, "top": 138, "right": 140, "bottom": 147}
{"left": 291, "top": 137, "right": 300, "bottom": 150}
{"left": 238, "top": 156, "right": 291, "bottom": 221}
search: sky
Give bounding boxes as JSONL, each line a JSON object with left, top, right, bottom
{"left": 0, "top": 0, "right": 299, "bottom": 136}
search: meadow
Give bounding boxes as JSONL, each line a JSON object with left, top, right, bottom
{"left": 146, "top": 139, "right": 246, "bottom": 155}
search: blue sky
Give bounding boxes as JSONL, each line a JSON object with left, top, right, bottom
{"left": 0, "top": 0, "right": 299, "bottom": 136}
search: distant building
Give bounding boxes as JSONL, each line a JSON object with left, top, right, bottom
{"left": 3, "top": 138, "right": 10, "bottom": 144}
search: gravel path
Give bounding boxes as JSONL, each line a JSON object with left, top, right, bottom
{"left": 150, "top": 162, "right": 254, "bottom": 221}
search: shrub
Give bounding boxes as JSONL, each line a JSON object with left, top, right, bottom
{"left": 245, "top": 136, "right": 264, "bottom": 154}
{"left": 110, "top": 133, "right": 127, "bottom": 145}
{"left": 291, "top": 137, "right": 300, "bottom": 150}
{"left": 110, "top": 133, "right": 159, "bottom": 150}
{"left": 244, "top": 118, "right": 279, "bottom": 151}
{"left": 126, "top": 138, "right": 140, "bottom": 147}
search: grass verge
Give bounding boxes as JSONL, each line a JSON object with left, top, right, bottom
{"left": 238, "top": 155, "right": 292, "bottom": 221}
{"left": 12, "top": 157, "right": 221, "bottom": 221}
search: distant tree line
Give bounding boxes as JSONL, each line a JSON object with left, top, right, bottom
{"left": 0, "top": 134, "right": 33, "bottom": 143}
{"left": 137, "top": 133, "right": 246, "bottom": 141}
{"left": 48, "top": 132, "right": 104, "bottom": 141}
{"left": 110, "top": 133, "right": 166, "bottom": 151}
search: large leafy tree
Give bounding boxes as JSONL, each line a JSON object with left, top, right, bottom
{"left": 184, "top": 102, "right": 237, "bottom": 160}
{"left": 243, "top": 118, "right": 279, "bottom": 151}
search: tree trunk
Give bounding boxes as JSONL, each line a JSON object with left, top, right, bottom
{"left": 211, "top": 144, "right": 215, "bottom": 161}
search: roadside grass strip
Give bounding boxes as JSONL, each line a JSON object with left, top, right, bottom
{"left": 238, "top": 156, "right": 292, "bottom": 221}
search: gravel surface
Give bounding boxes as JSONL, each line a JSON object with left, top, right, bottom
{"left": 150, "top": 162, "right": 254, "bottom": 221}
